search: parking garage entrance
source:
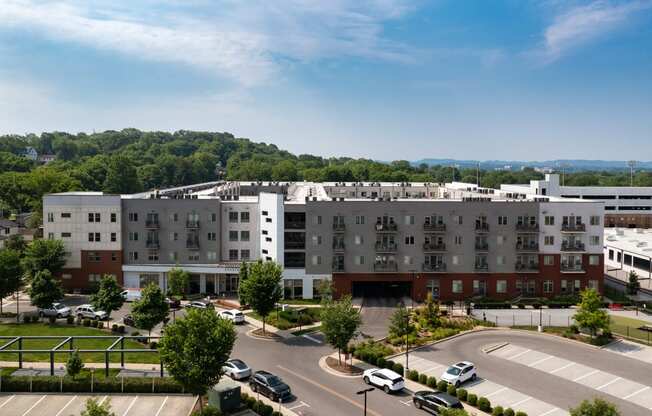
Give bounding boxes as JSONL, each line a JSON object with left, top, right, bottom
{"left": 352, "top": 281, "right": 412, "bottom": 299}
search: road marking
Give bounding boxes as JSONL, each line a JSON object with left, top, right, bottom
{"left": 21, "top": 395, "right": 46, "bottom": 416}
{"left": 302, "top": 334, "right": 322, "bottom": 344}
{"left": 538, "top": 407, "right": 561, "bottom": 416}
{"left": 573, "top": 369, "right": 599, "bottom": 382}
{"left": 288, "top": 401, "right": 310, "bottom": 410}
{"left": 99, "top": 396, "right": 108, "bottom": 405}
{"left": 510, "top": 397, "right": 532, "bottom": 408}
{"left": 484, "top": 387, "right": 508, "bottom": 398}
{"left": 55, "top": 395, "right": 78, "bottom": 416}
{"left": 528, "top": 355, "right": 554, "bottom": 367}
{"left": 623, "top": 386, "right": 650, "bottom": 400}
{"left": 422, "top": 365, "right": 444, "bottom": 373}
{"left": 596, "top": 377, "right": 621, "bottom": 390}
{"left": 550, "top": 362, "right": 575, "bottom": 374}
{"left": 154, "top": 396, "right": 169, "bottom": 416}
{"left": 0, "top": 395, "right": 15, "bottom": 409}
{"left": 277, "top": 365, "right": 383, "bottom": 416}
{"left": 507, "top": 349, "right": 532, "bottom": 360}
{"left": 122, "top": 396, "right": 139, "bottom": 416}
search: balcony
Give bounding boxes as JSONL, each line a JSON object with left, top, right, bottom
{"left": 515, "top": 262, "right": 539, "bottom": 271}
{"left": 475, "top": 223, "right": 490, "bottom": 233}
{"left": 475, "top": 242, "right": 489, "bottom": 251}
{"left": 422, "top": 263, "right": 446, "bottom": 272}
{"left": 186, "top": 220, "right": 200, "bottom": 229}
{"left": 375, "top": 223, "right": 398, "bottom": 233}
{"left": 285, "top": 221, "right": 306, "bottom": 230}
{"left": 145, "top": 219, "right": 160, "bottom": 229}
{"left": 332, "top": 223, "right": 346, "bottom": 232}
{"left": 284, "top": 241, "right": 305, "bottom": 250}
{"left": 332, "top": 263, "right": 345, "bottom": 272}
{"left": 146, "top": 240, "right": 160, "bottom": 249}
{"left": 423, "top": 223, "right": 446, "bottom": 232}
{"left": 516, "top": 242, "right": 539, "bottom": 252}
{"left": 516, "top": 223, "right": 539, "bottom": 232}
{"left": 561, "top": 262, "right": 584, "bottom": 273}
{"left": 423, "top": 242, "right": 446, "bottom": 252}
{"left": 332, "top": 241, "right": 345, "bottom": 252}
{"left": 474, "top": 263, "right": 489, "bottom": 272}
{"left": 374, "top": 261, "right": 398, "bottom": 272}
{"left": 186, "top": 238, "right": 200, "bottom": 250}
{"left": 561, "top": 223, "right": 586, "bottom": 232}
{"left": 375, "top": 242, "right": 398, "bottom": 253}
{"left": 561, "top": 241, "right": 586, "bottom": 252}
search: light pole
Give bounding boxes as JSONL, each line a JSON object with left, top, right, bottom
{"left": 356, "top": 388, "right": 374, "bottom": 416}
{"left": 628, "top": 160, "right": 637, "bottom": 187}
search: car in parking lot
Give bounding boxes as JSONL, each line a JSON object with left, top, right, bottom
{"left": 38, "top": 302, "right": 71, "bottom": 318}
{"left": 186, "top": 301, "right": 213, "bottom": 310}
{"left": 220, "top": 309, "right": 245, "bottom": 324}
{"left": 121, "top": 289, "right": 142, "bottom": 302}
{"left": 165, "top": 297, "right": 181, "bottom": 309}
{"left": 362, "top": 368, "right": 405, "bottom": 394}
{"left": 74, "top": 304, "right": 108, "bottom": 320}
{"left": 123, "top": 314, "right": 136, "bottom": 327}
{"left": 249, "top": 370, "right": 292, "bottom": 402}
{"left": 441, "top": 361, "right": 476, "bottom": 387}
{"left": 413, "top": 391, "right": 464, "bottom": 413}
{"left": 222, "top": 359, "right": 251, "bottom": 380}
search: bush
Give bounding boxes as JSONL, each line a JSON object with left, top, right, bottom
{"left": 112, "top": 324, "right": 119, "bottom": 332}
{"left": 67, "top": 316, "right": 75, "bottom": 325}
{"left": 22, "top": 315, "right": 30, "bottom": 324}
{"left": 192, "top": 405, "right": 222, "bottom": 416}
{"left": 407, "top": 370, "right": 419, "bottom": 381}
{"left": 437, "top": 380, "right": 448, "bottom": 392}
{"left": 353, "top": 341, "right": 392, "bottom": 365}
{"left": 478, "top": 397, "right": 491, "bottom": 412}
{"left": 0, "top": 374, "right": 183, "bottom": 393}
{"left": 456, "top": 388, "right": 467, "bottom": 401}
{"left": 31, "top": 315, "right": 39, "bottom": 323}
{"left": 48, "top": 315, "right": 57, "bottom": 324}
{"left": 426, "top": 376, "right": 437, "bottom": 388}
{"left": 118, "top": 325, "right": 126, "bottom": 334}
{"left": 446, "top": 384, "right": 456, "bottom": 396}
{"left": 83, "top": 319, "right": 91, "bottom": 327}
{"left": 569, "top": 324, "right": 579, "bottom": 334}
{"left": 515, "top": 412, "right": 527, "bottom": 416}
{"left": 418, "top": 373, "right": 428, "bottom": 385}
{"left": 504, "top": 408, "right": 515, "bottom": 416}
{"left": 376, "top": 357, "right": 386, "bottom": 368}
{"left": 467, "top": 394, "right": 477, "bottom": 406}
{"left": 91, "top": 320, "right": 99, "bottom": 328}
{"left": 492, "top": 405, "right": 504, "bottom": 416}
{"left": 384, "top": 360, "right": 395, "bottom": 370}
{"left": 392, "top": 363, "right": 404, "bottom": 375}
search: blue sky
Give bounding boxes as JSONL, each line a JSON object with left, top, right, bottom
{"left": 1, "top": 0, "right": 651, "bottom": 161}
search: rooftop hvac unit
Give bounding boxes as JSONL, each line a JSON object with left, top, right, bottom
{"left": 313, "top": 197, "right": 317, "bottom": 201}
{"left": 616, "top": 229, "right": 625, "bottom": 236}
{"left": 606, "top": 235, "right": 617, "bottom": 241}
{"left": 636, "top": 242, "right": 648, "bottom": 247}
{"left": 339, "top": 197, "right": 344, "bottom": 201}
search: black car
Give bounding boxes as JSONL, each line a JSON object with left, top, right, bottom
{"left": 413, "top": 391, "right": 463, "bottom": 414}
{"left": 123, "top": 315, "right": 135, "bottom": 327}
{"left": 165, "top": 297, "right": 181, "bottom": 309}
{"left": 249, "top": 371, "right": 292, "bottom": 402}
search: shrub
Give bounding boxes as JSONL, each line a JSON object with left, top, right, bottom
{"left": 192, "top": 405, "right": 222, "bottom": 416}
{"left": 392, "top": 363, "right": 404, "bottom": 375}
{"left": 118, "top": 325, "right": 126, "bottom": 334}
{"left": 446, "top": 384, "right": 456, "bottom": 396}
{"left": 91, "top": 320, "right": 98, "bottom": 328}
{"left": 407, "top": 370, "right": 419, "bottom": 381}
{"left": 83, "top": 319, "right": 91, "bottom": 327}
{"left": 384, "top": 360, "right": 395, "bottom": 370}
{"left": 32, "top": 315, "right": 40, "bottom": 323}
{"left": 467, "top": 394, "right": 477, "bottom": 406}
{"left": 76, "top": 316, "right": 82, "bottom": 325}
{"left": 478, "top": 397, "right": 491, "bottom": 412}
{"left": 376, "top": 357, "right": 386, "bottom": 368}
{"left": 515, "top": 412, "right": 527, "bottom": 416}
{"left": 569, "top": 324, "right": 579, "bottom": 334}
{"left": 437, "top": 380, "right": 448, "bottom": 392}
{"left": 504, "top": 408, "right": 515, "bottom": 416}
{"left": 112, "top": 324, "right": 118, "bottom": 332}
{"left": 456, "top": 388, "right": 467, "bottom": 401}
{"left": 48, "top": 315, "right": 57, "bottom": 324}
{"left": 418, "top": 373, "right": 428, "bottom": 385}
{"left": 67, "top": 316, "right": 74, "bottom": 325}
{"left": 22, "top": 315, "right": 30, "bottom": 323}
{"left": 367, "top": 355, "right": 377, "bottom": 366}
{"left": 426, "top": 376, "right": 437, "bottom": 388}
{"left": 492, "top": 405, "right": 504, "bottom": 416}
{"left": 149, "top": 342, "right": 158, "bottom": 350}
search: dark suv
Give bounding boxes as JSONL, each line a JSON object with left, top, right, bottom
{"left": 413, "top": 391, "right": 463, "bottom": 414}
{"left": 249, "top": 371, "right": 292, "bottom": 402}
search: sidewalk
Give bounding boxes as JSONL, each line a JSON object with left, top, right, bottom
{"left": 243, "top": 312, "right": 321, "bottom": 339}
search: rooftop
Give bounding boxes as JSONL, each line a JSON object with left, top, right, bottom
{"left": 604, "top": 228, "right": 652, "bottom": 257}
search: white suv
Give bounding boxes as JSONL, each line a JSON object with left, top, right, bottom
{"left": 362, "top": 368, "right": 405, "bottom": 394}
{"left": 75, "top": 304, "right": 108, "bottom": 320}
{"left": 220, "top": 309, "right": 245, "bottom": 324}
{"left": 441, "top": 361, "right": 477, "bottom": 387}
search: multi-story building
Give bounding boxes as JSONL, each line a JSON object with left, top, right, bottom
{"left": 43, "top": 180, "right": 604, "bottom": 301}
{"left": 502, "top": 173, "right": 652, "bottom": 228}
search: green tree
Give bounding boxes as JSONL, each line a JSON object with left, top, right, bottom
{"left": 570, "top": 398, "right": 620, "bottom": 416}
{"left": 316, "top": 279, "right": 334, "bottom": 302}
{"left": 320, "top": 296, "right": 361, "bottom": 364}
{"left": 81, "top": 397, "right": 115, "bottom": 416}
{"left": 131, "top": 283, "right": 170, "bottom": 336}
{"left": 66, "top": 349, "right": 84, "bottom": 379}
{"left": 237, "top": 261, "right": 249, "bottom": 304}
{"left": 440, "top": 409, "right": 470, "bottom": 416}
{"left": 103, "top": 155, "right": 142, "bottom": 194}
{"left": 0, "top": 249, "right": 22, "bottom": 314}
{"left": 3, "top": 234, "right": 27, "bottom": 253}
{"left": 626, "top": 270, "right": 640, "bottom": 295}
{"left": 238, "top": 261, "right": 283, "bottom": 334}
{"left": 27, "top": 269, "right": 64, "bottom": 310}
{"left": 422, "top": 292, "right": 441, "bottom": 329}
{"left": 389, "top": 304, "right": 415, "bottom": 340}
{"left": 89, "top": 275, "right": 124, "bottom": 319}
{"left": 167, "top": 267, "right": 189, "bottom": 298}
{"left": 159, "top": 308, "right": 236, "bottom": 409}
{"left": 21, "top": 239, "right": 66, "bottom": 280}
{"left": 574, "top": 288, "right": 610, "bottom": 338}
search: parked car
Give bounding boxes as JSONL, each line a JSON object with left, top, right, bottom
{"left": 38, "top": 302, "right": 71, "bottom": 318}
{"left": 165, "top": 297, "right": 181, "bottom": 308}
{"left": 186, "top": 301, "right": 213, "bottom": 310}
{"left": 362, "top": 368, "right": 405, "bottom": 394}
{"left": 413, "top": 391, "right": 464, "bottom": 413}
{"left": 441, "top": 361, "right": 477, "bottom": 387}
{"left": 249, "top": 370, "right": 292, "bottom": 402}
{"left": 121, "top": 289, "right": 142, "bottom": 302}
{"left": 220, "top": 309, "right": 245, "bottom": 324}
{"left": 74, "top": 304, "right": 108, "bottom": 320}
{"left": 123, "top": 314, "right": 136, "bottom": 327}
{"left": 223, "top": 359, "right": 252, "bottom": 380}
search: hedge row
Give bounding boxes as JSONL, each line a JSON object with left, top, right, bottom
{"left": 0, "top": 375, "right": 183, "bottom": 394}
{"left": 241, "top": 393, "right": 283, "bottom": 416}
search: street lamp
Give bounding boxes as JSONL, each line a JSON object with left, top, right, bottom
{"left": 356, "top": 388, "right": 374, "bottom": 416}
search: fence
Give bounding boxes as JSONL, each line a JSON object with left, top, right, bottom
{"left": 471, "top": 309, "right": 576, "bottom": 328}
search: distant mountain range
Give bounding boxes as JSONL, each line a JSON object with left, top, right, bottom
{"left": 412, "top": 159, "right": 652, "bottom": 172}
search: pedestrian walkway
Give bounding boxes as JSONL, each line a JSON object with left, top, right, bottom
{"left": 603, "top": 338, "right": 652, "bottom": 364}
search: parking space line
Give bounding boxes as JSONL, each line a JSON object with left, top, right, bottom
{"left": 0, "top": 395, "right": 15, "bottom": 409}
{"left": 99, "top": 395, "right": 108, "bottom": 405}
{"left": 302, "top": 334, "right": 322, "bottom": 344}
{"left": 623, "top": 386, "right": 650, "bottom": 400}
{"left": 55, "top": 395, "right": 78, "bottom": 416}
{"left": 573, "top": 370, "right": 599, "bottom": 382}
{"left": 288, "top": 401, "right": 310, "bottom": 410}
{"left": 484, "top": 387, "right": 508, "bottom": 398}
{"left": 510, "top": 397, "right": 531, "bottom": 408}
{"left": 528, "top": 355, "right": 554, "bottom": 367}
{"left": 538, "top": 407, "right": 561, "bottom": 416}
{"left": 423, "top": 365, "right": 444, "bottom": 373}
{"left": 154, "top": 396, "right": 169, "bottom": 416}
{"left": 508, "top": 349, "right": 532, "bottom": 360}
{"left": 21, "top": 395, "right": 46, "bottom": 416}
{"left": 122, "top": 396, "right": 139, "bottom": 416}
{"left": 550, "top": 362, "right": 575, "bottom": 374}
{"left": 596, "top": 377, "right": 621, "bottom": 390}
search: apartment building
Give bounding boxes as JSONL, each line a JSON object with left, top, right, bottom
{"left": 43, "top": 180, "right": 604, "bottom": 301}
{"left": 502, "top": 173, "right": 652, "bottom": 228}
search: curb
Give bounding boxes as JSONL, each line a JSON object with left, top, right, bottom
{"left": 385, "top": 327, "right": 500, "bottom": 359}
{"left": 245, "top": 328, "right": 282, "bottom": 342}
{"left": 508, "top": 328, "right": 605, "bottom": 350}
{"left": 317, "top": 355, "right": 363, "bottom": 379}
{"left": 482, "top": 342, "right": 509, "bottom": 354}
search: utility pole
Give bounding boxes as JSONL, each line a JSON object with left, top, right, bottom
{"left": 356, "top": 388, "right": 374, "bottom": 416}
{"left": 476, "top": 162, "right": 480, "bottom": 187}
{"left": 628, "top": 160, "right": 637, "bottom": 187}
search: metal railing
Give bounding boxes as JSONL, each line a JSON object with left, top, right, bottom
{"left": 375, "top": 242, "right": 398, "bottom": 252}
{"left": 561, "top": 223, "right": 586, "bottom": 232}
{"left": 332, "top": 241, "right": 345, "bottom": 251}
{"left": 375, "top": 223, "right": 398, "bottom": 232}
{"left": 515, "top": 262, "right": 539, "bottom": 271}
{"left": 423, "top": 223, "right": 446, "bottom": 232}
{"left": 332, "top": 223, "right": 346, "bottom": 232}
{"left": 516, "top": 243, "right": 539, "bottom": 252}
{"left": 423, "top": 243, "right": 446, "bottom": 252}
{"left": 561, "top": 262, "right": 584, "bottom": 272}
{"left": 185, "top": 220, "right": 200, "bottom": 229}
{"left": 145, "top": 220, "right": 160, "bottom": 229}
{"left": 186, "top": 239, "right": 200, "bottom": 249}
{"left": 475, "top": 242, "right": 489, "bottom": 251}
{"left": 474, "top": 263, "right": 489, "bottom": 271}
{"left": 515, "top": 223, "right": 539, "bottom": 232}
{"left": 146, "top": 240, "right": 160, "bottom": 249}
{"left": 561, "top": 241, "right": 585, "bottom": 251}
{"left": 374, "top": 262, "right": 398, "bottom": 272}
{"left": 332, "top": 263, "right": 345, "bottom": 272}
{"left": 475, "top": 223, "right": 489, "bottom": 232}
{"left": 422, "top": 263, "right": 446, "bottom": 272}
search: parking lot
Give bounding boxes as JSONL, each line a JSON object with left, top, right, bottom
{"left": 0, "top": 394, "right": 196, "bottom": 416}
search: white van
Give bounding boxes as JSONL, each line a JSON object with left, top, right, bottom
{"left": 121, "top": 289, "right": 142, "bottom": 302}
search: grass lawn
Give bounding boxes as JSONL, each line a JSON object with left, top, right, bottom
{"left": 247, "top": 307, "right": 322, "bottom": 330}
{"left": 280, "top": 299, "right": 322, "bottom": 305}
{"left": 291, "top": 326, "right": 322, "bottom": 336}
{"left": 0, "top": 323, "right": 160, "bottom": 364}
{"left": 610, "top": 315, "right": 652, "bottom": 344}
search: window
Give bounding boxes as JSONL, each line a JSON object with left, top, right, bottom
{"left": 129, "top": 252, "right": 138, "bottom": 261}
{"left": 111, "top": 213, "right": 117, "bottom": 223}
{"left": 61, "top": 232, "right": 72, "bottom": 238}
{"left": 355, "top": 215, "right": 365, "bottom": 225}
{"left": 497, "top": 235, "right": 504, "bottom": 245}
{"left": 455, "top": 236, "right": 463, "bottom": 245}
{"left": 188, "top": 253, "right": 200, "bottom": 261}
{"left": 312, "top": 255, "right": 322, "bottom": 265}
{"left": 266, "top": 218, "right": 272, "bottom": 223}
{"left": 588, "top": 280, "right": 599, "bottom": 290}
{"left": 498, "top": 216, "right": 507, "bottom": 225}
{"left": 560, "top": 280, "right": 568, "bottom": 293}
{"left": 590, "top": 235, "right": 600, "bottom": 245}
{"left": 496, "top": 256, "right": 505, "bottom": 266}
{"left": 61, "top": 212, "right": 71, "bottom": 219}
{"left": 283, "top": 279, "right": 303, "bottom": 299}
{"left": 454, "top": 215, "right": 463, "bottom": 225}
{"left": 229, "top": 231, "right": 238, "bottom": 241}
{"left": 543, "top": 280, "right": 553, "bottom": 293}
{"left": 405, "top": 215, "right": 415, "bottom": 225}
{"left": 229, "top": 212, "right": 239, "bottom": 223}
{"left": 355, "top": 235, "right": 364, "bottom": 245}
{"left": 313, "top": 215, "right": 322, "bottom": 225}
{"left": 574, "top": 280, "right": 581, "bottom": 293}
{"left": 148, "top": 251, "right": 159, "bottom": 261}
{"left": 355, "top": 256, "right": 365, "bottom": 265}
{"left": 496, "top": 280, "right": 507, "bottom": 293}
{"left": 590, "top": 215, "right": 600, "bottom": 226}
{"left": 169, "top": 252, "right": 178, "bottom": 262}
{"left": 266, "top": 237, "right": 272, "bottom": 242}
{"left": 48, "top": 232, "right": 54, "bottom": 240}
{"left": 111, "top": 253, "right": 118, "bottom": 261}
{"left": 110, "top": 232, "right": 116, "bottom": 242}
{"left": 207, "top": 251, "right": 217, "bottom": 261}
{"left": 211, "top": 213, "right": 217, "bottom": 222}
{"left": 169, "top": 213, "right": 178, "bottom": 222}
{"left": 61, "top": 274, "right": 72, "bottom": 280}
{"left": 404, "top": 236, "right": 415, "bottom": 245}
{"left": 543, "top": 255, "right": 554, "bottom": 266}
{"left": 403, "top": 256, "right": 413, "bottom": 265}
{"left": 241, "top": 249, "right": 250, "bottom": 260}
{"left": 129, "top": 232, "right": 139, "bottom": 241}
{"left": 88, "top": 232, "right": 101, "bottom": 242}
{"left": 169, "top": 232, "right": 178, "bottom": 241}
{"left": 47, "top": 213, "right": 54, "bottom": 222}
{"left": 229, "top": 249, "right": 238, "bottom": 261}
{"left": 139, "top": 274, "right": 158, "bottom": 287}
{"left": 88, "top": 252, "right": 101, "bottom": 262}
{"left": 312, "top": 235, "right": 322, "bottom": 246}
{"left": 313, "top": 279, "right": 324, "bottom": 299}
{"left": 452, "top": 255, "right": 460, "bottom": 265}
{"left": 207, "top": 232, "right": 217, "bottom": 241}
{"left": 544, "top": 236, "right": 554, "bottom": 245}
{"left": 240, "top": 231, "right": 250, "bottom": 242}
{"left": 262, "top": 210, "right": 269, "bottom": 216}
{"left": 589, "top": 255, "right": 600, "bottom": 266}
{"left": 88, "top": 274, "right": 102, "bottom": 283}
{"left": 240, "top": 212, "right": 250, "bottom": 222}
{"left": 88, "top": 212, "right": 100, "bottom": 223}
{"left": 452, "top": 280, "right": 463, "bottom": 293}
{"left": 129, "top": 212, "right": 138, "bottom": 222}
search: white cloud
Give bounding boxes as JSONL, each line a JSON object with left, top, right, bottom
{"left": 535, "top": 0, "right": 652, "bottom": 63}
{"left": 0, "top": 0, "right": 417, "bottom": 86}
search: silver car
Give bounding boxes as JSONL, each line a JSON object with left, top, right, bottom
{"left": 39, "top": 302, "right": 71, "bottom": 318}
{"left": 74, "top": 304, "right": 108, "bottom": 320}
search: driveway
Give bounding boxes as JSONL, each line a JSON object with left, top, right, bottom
{"left": 358, "top": 297, "right": 406, "bottom": 340}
